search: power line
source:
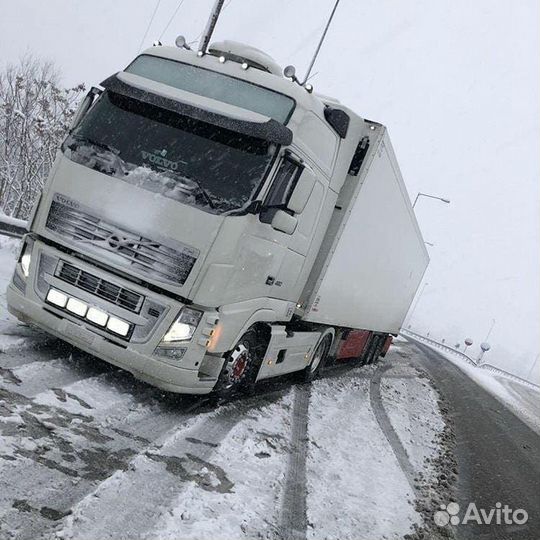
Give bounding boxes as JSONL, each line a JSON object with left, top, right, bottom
{"left": 159, "top": 0, "right": 188, "bottom": 41}
{"left": 138, "top": 0, "right": 163, "bottom": 52}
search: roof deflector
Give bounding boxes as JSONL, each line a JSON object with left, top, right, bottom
{"left": 100, "top": 73, "right": 293, "bottom": 146}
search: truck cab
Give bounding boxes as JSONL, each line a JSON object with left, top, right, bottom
{"left": 7, "top": 41, "right": 423, "bottom": 394}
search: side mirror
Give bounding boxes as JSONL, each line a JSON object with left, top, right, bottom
{"left": 271, "top": 210, "right": 297, "bottom": 235}
{"left": 70, "top": 87, "right": 101, "bottom": 130}
{"left": 287, "top": 168, "right": 315, "bottom": 214}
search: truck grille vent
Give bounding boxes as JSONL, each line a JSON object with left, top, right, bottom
{"left": 46, "top": 199, "right": 198, "bottom": 286}
{"left": 57, "top": 262, "right": 143, "bottom": 313}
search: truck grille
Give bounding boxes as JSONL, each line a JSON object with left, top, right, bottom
{"left": 56, "top": 261, "right": 143, "bottom": 313}
{"left": 46, "top": 198, "right": 198, "bottom": 286}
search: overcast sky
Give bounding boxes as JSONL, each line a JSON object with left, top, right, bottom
{"left": 1, "top": 0, "right": 538, "bottom": 379}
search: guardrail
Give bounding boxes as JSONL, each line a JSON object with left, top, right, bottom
{"left": 401, "top": 328, "right": 477, "bottom": 365}
{"left": 401, "top": 328, "right": 539, "bottom": 391}
{"left": 0, "top": 216, "right": 27, "bottom": 238}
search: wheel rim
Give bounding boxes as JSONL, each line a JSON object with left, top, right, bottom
{"left": 310, "top": 336, "right": 331, "bottom": 372}
{"left": 226, "top": 343, "right": 252, "bottom": 385}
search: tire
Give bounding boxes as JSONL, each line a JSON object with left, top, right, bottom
{"left": 302, "top": 334, "right": 332, "bottom": 383}
{"left": 366, "top": 335, "right": 383, "bottom": 365}
{"left": 215, "top": 329, "right": 263, "bottom": 398}
{"left": 372, "top": 335, "right": 387, "bottom": 363}
{"left": 350, "top": 335, "right": 374, "bottom": 367}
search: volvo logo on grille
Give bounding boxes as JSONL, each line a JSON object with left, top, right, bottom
{"left": 46, "top": 197, "right": 200, "bottom": 285}
{"left": 107, "top": 234, "right": 137, "bottom": 251}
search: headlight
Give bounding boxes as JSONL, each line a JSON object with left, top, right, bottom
{"left": 162, "top": 307, "right": 202, "bottom": 343}
{"left": 21, "top": 252, "right": 31, "bottom": 277}
{"left": 18, "top": 238, "right": 34, "bottom": 278}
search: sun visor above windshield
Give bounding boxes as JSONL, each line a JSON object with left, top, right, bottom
{"left": 100, "top": 73, "right": 293, "bottom": 146}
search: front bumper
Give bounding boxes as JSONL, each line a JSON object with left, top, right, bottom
{"left": 7, "top": 239, "right": 220, "bottom": 394}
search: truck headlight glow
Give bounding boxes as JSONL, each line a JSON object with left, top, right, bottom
{"left": 66, "top": 298, "right": 88, "bottom": 317}
{"left": 21, "top": 252, "right": 31, "bottom": 278}
{"left": 19, "top": 239, "right": 34, "bottom": 278}
{"left": 46, "top": 289, "right": 68, "bottom": 308}
{"left": 107, "top": 316, "right": 131, "bottom": 337}
{"left": 87, "top": 307, "right": 108, "bottom": 327}
{"left": 162, "top": 307, "right": 202, "bottom": 343}
{"left": 45, "top": 287, "right": 132, "bottom": 338}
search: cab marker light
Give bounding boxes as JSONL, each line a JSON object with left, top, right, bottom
{"left": 87, "top": 307, "right": 108, "bottom": 327}
{"left": 66, "top": 298, "right": 88, "bottom": 317}
{"left": 107, "top": 316, "right": 130, "bottom": 337}
{"left": 47, "top": 289, "right": 68, "bottom": 308}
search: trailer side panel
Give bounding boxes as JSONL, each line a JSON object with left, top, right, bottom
{"left": 303, "top": 129, "right": 429, "bottom": 333}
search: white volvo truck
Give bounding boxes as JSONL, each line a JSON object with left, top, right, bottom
{"left": 7, "top": 40, "right": 429, "bottom": 395}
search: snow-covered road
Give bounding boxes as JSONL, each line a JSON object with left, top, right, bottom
{"left": 0, "top": 238, "right": 454, "bottom": 540}
{"left": 408, "top": 339, "right": 540, "bottom": 540}
{"left": 0, "top": 336, "right": 452, "bottom": 540}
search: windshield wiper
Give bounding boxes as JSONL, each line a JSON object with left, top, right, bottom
{"left": 68, "top": 133, "right": 119, "bottom": 155}
{"left": 195, "top": 185, "right": 217, "bottom": 210}
{"left": 175, "top": 173, "right": 217, "bottom": 210}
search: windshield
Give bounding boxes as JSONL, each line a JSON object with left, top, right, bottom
{"left": 62, "top": 91, "right": 277, "bottom": 214}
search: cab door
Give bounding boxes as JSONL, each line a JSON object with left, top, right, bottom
{"left": 224, "top": 151, "right": 327, "bottom": 304}
{"left": 260, "top": 152, "right": 325, "bottom": 257}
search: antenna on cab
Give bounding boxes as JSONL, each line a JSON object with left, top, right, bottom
{"left": 301, "top": 0, "right": 341, "bottom": 85}
{"left": 198, "top": 0, "right": 226, "bottom": 55}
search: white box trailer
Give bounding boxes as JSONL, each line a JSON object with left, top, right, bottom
{"left": 301, "top": 127, "right": 429, "bottom": 334}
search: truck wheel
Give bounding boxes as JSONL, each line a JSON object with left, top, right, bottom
{"left": 302, "top": 334, "right": 332, "bottom": 383}
{"left": 366, "top": 335, "right": 383, "bottom": 365}
{"left": 372, "top": 335, "right": 387, "bottom": 363}
{"left": 355, "top": 334, "right": 376, "bottom": 366}
{"left": 215, "top": 329, "right": 262, "bottom": 398}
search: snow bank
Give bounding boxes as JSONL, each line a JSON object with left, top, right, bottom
{"left": 307, "top": 375, "right": 420, "bottom": 539}
{"left": 381, "top": 372, "right": 444, "bottom": 474}
{"left": 154, "top": 393, "right": 293, "bottom": 540}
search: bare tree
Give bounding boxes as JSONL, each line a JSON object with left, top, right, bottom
{"left": 0, "top": 55, "right": 85, "bottom": 219}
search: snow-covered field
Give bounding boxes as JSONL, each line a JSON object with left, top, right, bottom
{"left": 0, "top": 239, "right": 452, "bottom": 540}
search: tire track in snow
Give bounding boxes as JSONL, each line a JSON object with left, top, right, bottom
{"left": 0, "top": 342, "right": 213, "bottom": 540}
{"left": 0, "top": 340, "right": 72, "bottom": 369}
{"left": 0, "top": 352, "right": 115, "bottom": 398}
{"left": 60, "top": 390, "right": 286, "bottom": 540}
{"left": 0, "top": 388, "right": 207, "bottom": 540}
{"left": 279, "top": 384, "right": 310, "bottom": 540}
{"left": 370, "top": 362, "right": 418, "bottom": 494}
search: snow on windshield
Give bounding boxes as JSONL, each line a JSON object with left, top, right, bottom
{"left": 63, "top": 92, "right": 276, "bottom": 215}
{"left": 65, "top": 141, "right": 206, "bottom": 209}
